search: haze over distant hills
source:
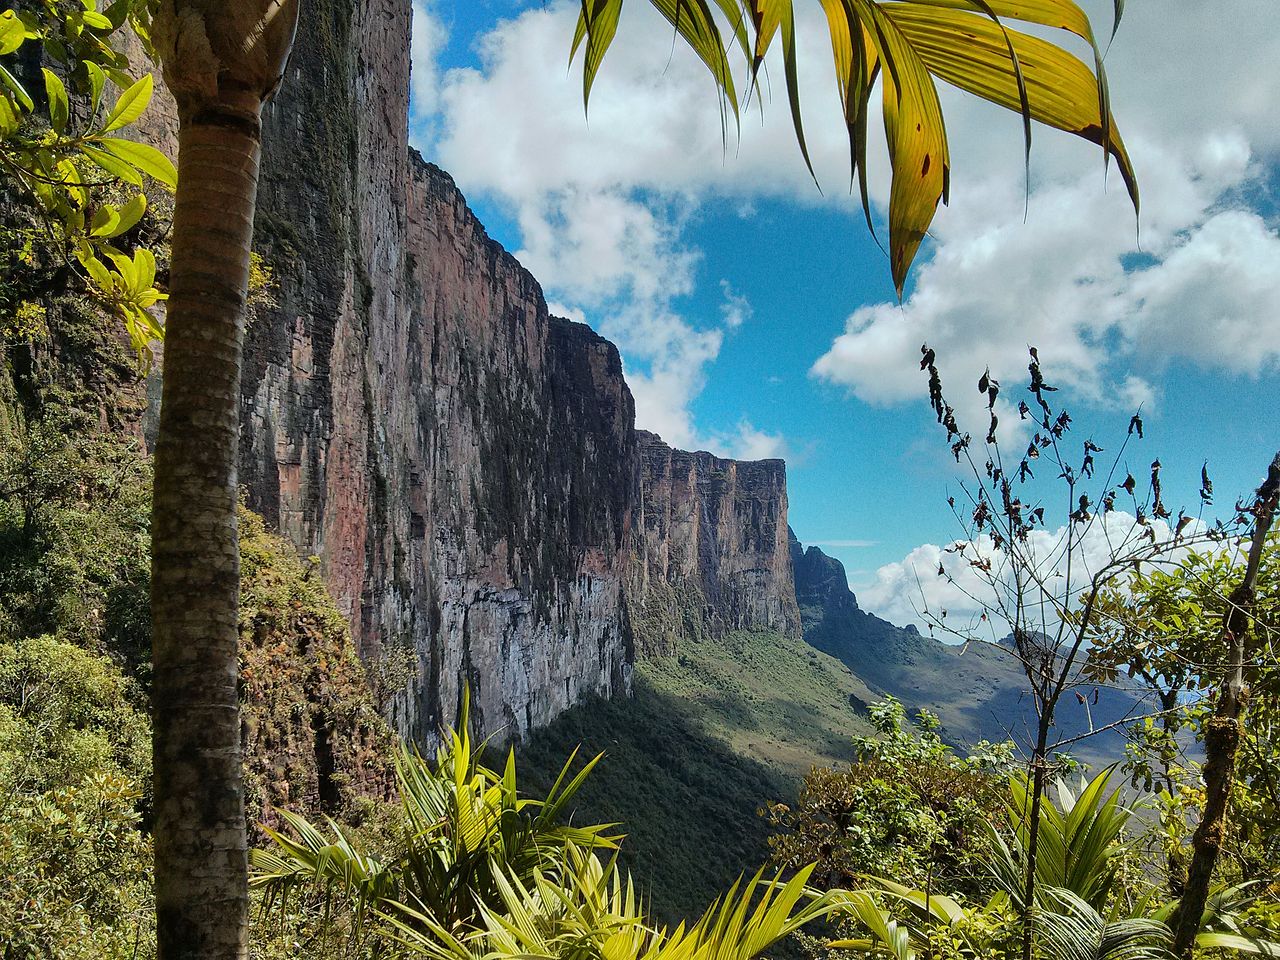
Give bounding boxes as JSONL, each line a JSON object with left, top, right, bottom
{"left": 789, "top": 529, "right": 1149, "bottom": 764}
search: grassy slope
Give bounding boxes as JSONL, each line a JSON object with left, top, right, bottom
{"left": 641, "top": 629, "right": 877, "bottom": 778}
{"left": 518, "top": 628, "right": 876, "bottom": 921}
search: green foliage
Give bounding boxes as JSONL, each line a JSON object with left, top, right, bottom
{"left": 0, "top": 406, "right": 151, "bottom": 674}
{"left": 827, "top": 767, "right": 1280, "bottom": 959}
{"left": 0, "top": 372, "right": 399, "bottom": 958}
{"left": 1, "top": 0, "right": 171, "bottom": 357}
{"left": 254, "top": 713, "right": 857, "bottom": 960}
{"left": 0, "top": 633, "right": 153, "bottom": 960}
{"left": 237, "top": 506, "right": 397, "bottom": 835}
{"left": 518, "top": 675, "right": 791, "bottom": 926}
{"left": 252, "top": 710, "right": 620, "bottom": 951}
{"left": 1087, "top": 532, "right": 1280, "bottom": 897}
{"left": 767, "top": 697, "right": 1013, "bottom": 899}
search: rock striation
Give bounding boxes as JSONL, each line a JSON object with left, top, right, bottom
{"left": 631, "top": 432, "right": 801, "bottom": 653}
{"left": 235, "top": 0, "right": 639, "bottom": 744}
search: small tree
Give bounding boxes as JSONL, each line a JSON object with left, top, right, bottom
{"left": 767, "top": 697, "right": 1012, "bottom": 899}
{"left": 911, "top": 346, "right": 1248, "bottom": 960}
{"left": 1088, "top": 529, "right": 1280, "bottom": 899}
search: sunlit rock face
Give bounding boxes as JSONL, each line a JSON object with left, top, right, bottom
{"left": 630, "top": 431, "right": 802, "bottom": 654}
{"left": 236, "top": 0, "right": 635, "bottom": 744}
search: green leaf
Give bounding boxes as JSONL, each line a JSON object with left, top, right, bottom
{"left": 79, "top": 144, "right": 144, "bottom": 185}
{"left": 90, "top": 203, "right": 121, "bottom": 237}
{"left": 0, "top": 61, "right": 34, "bottom": 112}
{"left": 102, "top": 73, "right": 151, "bottom": 131}
{"left": 0, "top": 91, "right": 18, "bottom": 136}
{"left": 98, "top": 136, "right": 177, "bottom": 188}
{"left": 81, "top": 9, "right": 113, "bottom": 29}
{"left": 0, "top": 9, "right": 25, "bottom": 56}
{"left": 106, "top": 192, "right": 147, "bottom": 237}
{"left": 85, "top": 61, "right": 107, "bottom": 114}
{"left": 571, "top": 0, "right": 624, "bottom": 109}
{"left": 78, "top": 253, "right": 115, "bottom": 291}
{"left": 43, "top": 68, "right": 70, "bottom": 134}
{"left": 1195, "top": 932, "right": 1280, "bottom": 957}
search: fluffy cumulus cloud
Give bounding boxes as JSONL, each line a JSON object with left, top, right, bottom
{"left": 409, "top": 0, "right": 1280, "bottom": 457}
{"left": 811, "top": 1, "right": 1280, "bottom": 416}
{"left": 409, "top": 1, "right": 446, "bottom": 138}
{"left": 412, "top": 1, "right": 865, "bottom": 453}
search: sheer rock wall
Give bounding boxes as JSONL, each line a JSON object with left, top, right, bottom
{"left": 631, "top": 431, "right": 801, "bottom": 653}
{"left": 133, "top": 0, "right": 800, "bottom": 743}
{"left": 237, "top": 0, "right": 635, "bottom": 743}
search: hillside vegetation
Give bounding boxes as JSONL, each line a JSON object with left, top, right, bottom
{"left": 518, "top": 625, "right": 879, "bottom": 921}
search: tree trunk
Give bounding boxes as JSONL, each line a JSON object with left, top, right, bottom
{"left": 1170, "top": 452, "right": 1280, "bottom": 958}
{"left": 150, "top": 4, "right": 297, "bottom": 956}
{"left": 151, "top": 96, "right": 261, "bottom": 960}
{"left": 1020, "top": 721, "right": 1051, "bottom": 960}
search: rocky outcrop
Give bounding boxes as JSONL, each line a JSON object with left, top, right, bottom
{"left": 789, "top": 532, "right": 1144, "bottom": 760}
{"left": 790, "top": 528, "right": 860, "bottom": 620}
{"left": 631, "top": 431, "right": 800, "bottom": 652}
{"left": 236, "top": 0, "right": 634, "bottom": 745}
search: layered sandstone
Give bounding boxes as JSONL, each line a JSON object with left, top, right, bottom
{"left": 631, "top": 431, "right": 801, "bottom": 652}
{"left": 128, "top": 0, "right": 799, "bottom": 744}
{"left": 237, "top": 0, "right": 635, "bottom": 744}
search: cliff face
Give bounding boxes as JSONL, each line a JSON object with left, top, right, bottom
{"left": 236, "top": 0, "right": 635, "bottom": 744}
{"left": 790, "top": 528, "right": 860, "bottom": 620}
{"left": 632, "top": 431, "right": 800, "bottom": 652}
{"left": 124, "top": 0, "right": 798, "bottom": 743}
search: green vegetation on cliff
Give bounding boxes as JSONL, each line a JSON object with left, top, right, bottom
{"left": 0, "top": 304, "right": 396, "bottom": 956}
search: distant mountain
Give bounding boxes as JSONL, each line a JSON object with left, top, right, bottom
{"left": 789, "top": 529, "right": 1149, "bottom": 765}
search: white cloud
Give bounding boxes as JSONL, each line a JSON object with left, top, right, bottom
{"left": 857, "top": 511, "right": 1213, "bottom": 637}
{"left": 409, "top": 2, "right": 446, "bottom": 138}
{"left": 718, "top": 280, "right": 753, "bottom": 329}
{"left": 426, "top": 2, "right": 853, "bottom": 451}
{"left": 811, "top": 1, "right": 1280, "bottom": 412}
{"left": 724, "top": 420, "right": 788, "bottom": 460}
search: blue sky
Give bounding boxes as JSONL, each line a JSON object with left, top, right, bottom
{"left": 408, "top": 0, "right": 1280, "bottom": 626}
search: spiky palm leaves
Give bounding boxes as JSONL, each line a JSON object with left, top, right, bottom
{"left": 252, "top": 721, "right": 853, "bottom": 960}
{"left": 390, "top": 855, "right": 855, "bottom": 960}
{"left": 250, "top": 720, "right": 617, "bottom": 946}
{"left": 571, "top": 0, "right": 1139, "bottom": 296}
{"left": 836, "top": 768, "right": 1280, "bottom": 959}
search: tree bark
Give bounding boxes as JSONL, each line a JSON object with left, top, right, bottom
{"left": 150, "top": 3, "right": 297, "bottom": 956}
{"left": 1020, "top": 719, "right": 1051, "bottom": 960}
{"left": 1170, "top": 452, "right": 1280, "bottom": 958}
{"left": 151, "top": 97, "right": 261, "bottom": 960}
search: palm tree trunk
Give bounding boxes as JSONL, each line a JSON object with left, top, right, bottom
{"left": 151, "top": 91, "right": 263, "bottom": 960}
{"left": 149, "top": 5, "right": 298, "bottom": 954}
{"left": 1170, "top": 452, "right": 1280, "bottom": 958}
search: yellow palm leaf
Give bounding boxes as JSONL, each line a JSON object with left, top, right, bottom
{"left": 570, "top": 0, "right": 1137, "bottom": 298}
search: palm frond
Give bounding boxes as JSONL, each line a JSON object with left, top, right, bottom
{"left": 570, "top": 0, "right": 1137, "bottom": 296}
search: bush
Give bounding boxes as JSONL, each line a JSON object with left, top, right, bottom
{"left": 0, "top": 634, "right": 153, "bottom": 960}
